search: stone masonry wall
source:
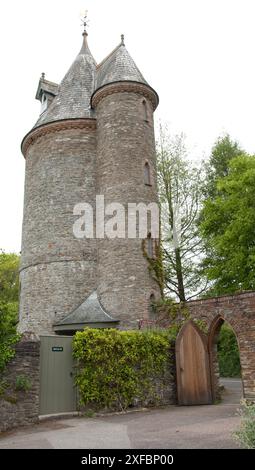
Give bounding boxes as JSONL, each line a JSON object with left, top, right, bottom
{"left": 133, "top": 344, "right": 176, "bottom": 409}
{"left": 95, "top": 91, "right": 161, "bottom": 328}
{"left": 0, "top": 333, "right": 40, "bottom": 433}
{"left": 19, "top": 127, "right": 97, "bottom": 334}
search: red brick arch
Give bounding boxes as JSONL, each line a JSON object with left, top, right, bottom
{"left": 208, "top": 315, "right": 244, "bottom": 400}
{"left": 187, "top": 292, "right": 255, "bottom": 400}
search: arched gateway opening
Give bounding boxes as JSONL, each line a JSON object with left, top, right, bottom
{"left": 208, "top": 316, "right": 243, "bottom": 404}
{"left": 175, "top": 317, "right": 243, "bottom": 405}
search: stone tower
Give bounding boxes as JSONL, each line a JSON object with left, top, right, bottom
{"left": 19, "top": 30, "right": 160, "bottom": 335}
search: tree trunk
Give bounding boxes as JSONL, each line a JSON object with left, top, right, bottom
{"left": 175, "top": 247, "right": 186, "bottom": 301}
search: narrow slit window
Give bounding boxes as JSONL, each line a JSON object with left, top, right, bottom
{"left": 142, "top": 99, "right": 149, "bottom": 122}
{"left": 144, "top": 162, "right": 151, "bottom": 186}
{"left": 147, "top": 232, "right": 153, "bottom": 258}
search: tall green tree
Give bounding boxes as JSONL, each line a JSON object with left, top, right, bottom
{"left": 0, "top": 250, "right": 20, "bottom": 371}
{"left": 156, "top": 125, "right": 206, "bottom": 301}
{"left": 199, "top": 155, "right": 255, "bottom": 295}
{"left": 204, "top": 134, "right": 244, "bottom": 198}
{"left": 0, "top": 251, "right": 20, "bottom": 303}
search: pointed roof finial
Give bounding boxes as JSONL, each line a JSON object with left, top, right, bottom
{"left": 81, "top": 10, "right": 89, "bottom": 36}
{"left": 121, "top": 34, "right": 125, "bottom": 46}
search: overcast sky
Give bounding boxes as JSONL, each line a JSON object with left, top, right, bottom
{"left": 1, "top": 0, "right": 255, "bottom": 253}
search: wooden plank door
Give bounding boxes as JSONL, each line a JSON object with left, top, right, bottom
{"left": 176, "top": 320, "right": 212, "bottom": 405}
{"left": 39, "top": 335, "right": 77, "bottom": 415}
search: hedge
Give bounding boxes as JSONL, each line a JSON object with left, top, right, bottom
{"left": 73, "top": 328, "right": 172, "bottom": 411}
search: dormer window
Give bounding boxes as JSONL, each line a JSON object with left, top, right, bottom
{"left": 41, "top": 93, "right": 48, "bottom": 114}
{"left": 36, "top": 74, "right": 59, "bottom": 116}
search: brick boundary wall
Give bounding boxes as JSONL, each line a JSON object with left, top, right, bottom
{"left": 141, "top": 291, "right": 255, "bottom": 401}
{"left": 0, "top": 332, "right": 40, "bottom": 433}
{"left": 187, "top": 291, "right": 255, "bottom": 401}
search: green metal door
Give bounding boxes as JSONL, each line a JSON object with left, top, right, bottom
{"left": 39, "top": 336, "right": 77, "bottom": 415}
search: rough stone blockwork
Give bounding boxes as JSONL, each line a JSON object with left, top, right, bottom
{"left": 132, "top": 347, "right": 176, "bottom": 409}
{"left": 0, "top": 332, "right": 40, "bottom": 433}
{"left": 95, "top": 91, "right": 161, "bottom": 329}
{"left": 147, "top": 345, "right": 176, "bottom": 408}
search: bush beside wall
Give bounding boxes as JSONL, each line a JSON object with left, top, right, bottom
{"left": 73, "top": 328, "right": 175, "bottom": 411}
{"left": 234, "top": 400, "right": 255, "bottom": 448}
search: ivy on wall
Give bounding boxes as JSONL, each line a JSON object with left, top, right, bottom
{"left": 73, "top": 328, "right": 172, "bottom": 411}
{"left": 141, "top": 238, "right": 165, "bottom": 297}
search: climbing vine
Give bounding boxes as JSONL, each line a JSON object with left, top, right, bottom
{"left": 142, "top": 238, "right": 165, "bottom": 296}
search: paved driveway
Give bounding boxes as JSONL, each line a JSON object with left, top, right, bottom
{"left": 0, "top": 379, "right": 242, "bottom": 449}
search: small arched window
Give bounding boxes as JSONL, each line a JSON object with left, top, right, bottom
{"left": 144, "top": 161, "right": 151, "bottom": 186}
{"left": 149, "top": 293, "right": 156, "bottom": 319}
{"left": 142, "top": 99, "right": 149, "bottom": 122}
{"left": 147, "top": 232, "right": 153, "bottom": 258}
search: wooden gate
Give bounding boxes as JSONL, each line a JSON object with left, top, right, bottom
{"left": 39, "top": 335, "right": 77, "bottom": 415}
{"left": 176, "top": 320, "right": 213, "bottom": 405}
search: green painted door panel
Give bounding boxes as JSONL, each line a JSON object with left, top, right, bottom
{"left": 39, "top": 336, "right": 77, "bottom": 415}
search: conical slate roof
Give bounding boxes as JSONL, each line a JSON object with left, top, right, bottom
{"left": 33, "top": 34, "right": 155, "bottom": 130}
{"left": 35, "top": 33, "right": 96, "bottom": 127}
{"left": 54, "top": 291, "right": 119, "bottom": 332}
{"left": 95, "top": 40, "right": 148, "bottom": 90}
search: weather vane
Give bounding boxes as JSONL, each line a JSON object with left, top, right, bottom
{"left": 80, "top": 10, "right": 89, "bottom": 34}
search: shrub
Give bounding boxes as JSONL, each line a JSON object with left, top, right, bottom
{"left": 234, "top": 400, "right": 255, "bottom": 449}
{"left": 73, "top": 328, "right": 171, "bottom": 411}
{"left": 15, "top": 375, "right": 32, "bottom": 392}
{"left": 0, "top": 301, "right": 20, "bottom": 372}
{"left": 0, "top": 251, "right": 20, "bottom": 372}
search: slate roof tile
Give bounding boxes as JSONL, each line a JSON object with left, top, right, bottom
{"left": 33, "top": 35, "right": 151, "bottom": 129}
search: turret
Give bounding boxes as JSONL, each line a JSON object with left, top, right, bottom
{"left": 19, "top": 32, "right": 99, "bottom": 334}
{"left": 92, "top": 36, "right": 160, "bottom": 328}
{"left": 19, "top": 28, "right": 161, "bottom": 335}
